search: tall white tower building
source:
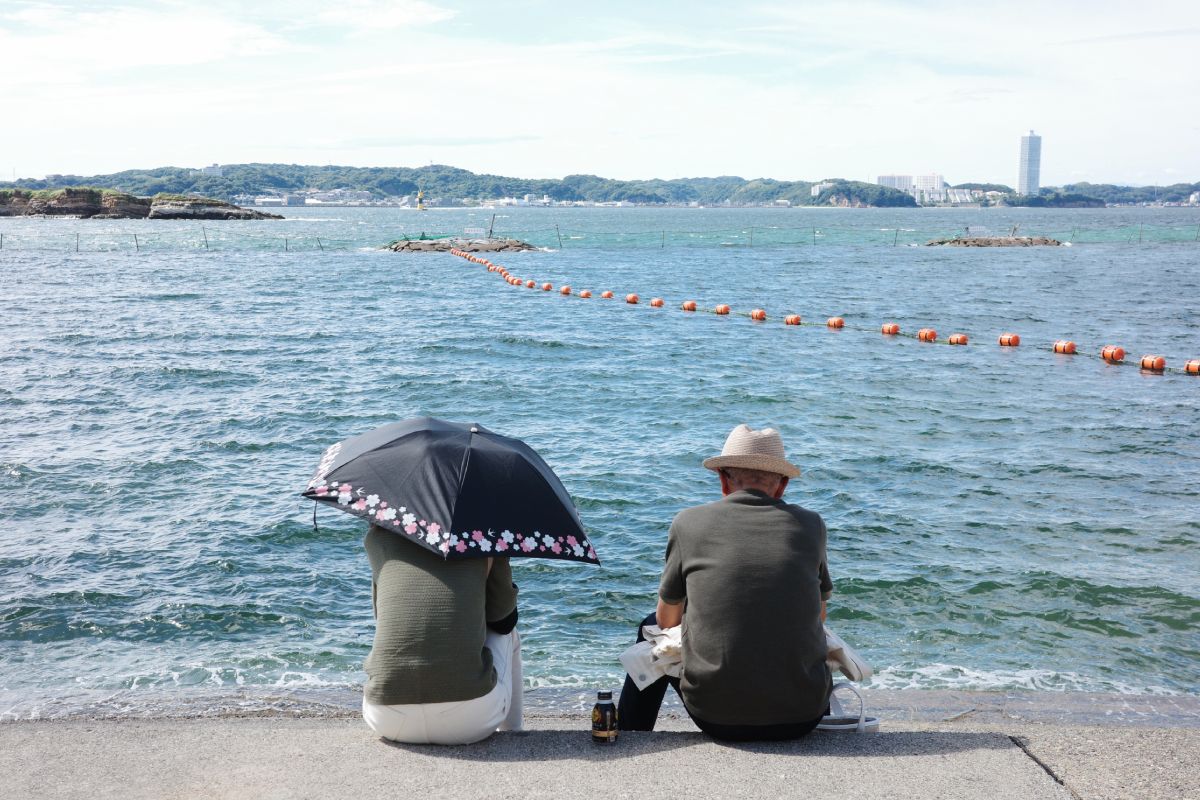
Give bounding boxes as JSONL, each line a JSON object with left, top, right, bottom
{"left": 1018, "top": 131, "right": 1042, "bottom": 195}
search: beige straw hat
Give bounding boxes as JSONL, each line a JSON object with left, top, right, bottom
{"left": 702, "top": 424, "right": 801, "bottom": 478}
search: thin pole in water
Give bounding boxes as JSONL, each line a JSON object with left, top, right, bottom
{"left": 317, "top": 237, "right": 324, "bottom": 251}
{"left": 1195, "top": 224, "right": 1199, "bottom": 242}
{"left": 284, "top": 237, "right": 289, "bottom": 252}
{"left": 893, "top": 228, "right": 899, "bottom": 247}
{"left": 0, "top": 232, "right": 4, "bottom": 250}
{"left": 76, "top": 232, "right": 80, "bottom": 252}
{"left": 555, "top": 224, "right": 563, "bottom": 249}
{"left": 133, "top": 233, "right": 139, "bottom": 252}
{"left": 202, "top": 227, "right": 209, "bottom": 250}
{"left": 749, "top": 227, "right": 754, "bottom": 247}
{"left": 488, "top": 213, "right": 496, "bottom": 238}
{"left": 812, "top": 227, "right": 817, "bottom": 246}
{"left": 1138, "top": 223, "right": 1143, "bottom": 244}
{"left": 661, "top": 230, "right": 665, "bottom": 249}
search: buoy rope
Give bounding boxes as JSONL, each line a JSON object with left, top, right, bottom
{"left": 447, "top": 249, "right": 1197, "bottom": 376}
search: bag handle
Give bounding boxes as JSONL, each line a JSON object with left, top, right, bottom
{"left": 829, "top": 681, "right": 868, "bottom": 733}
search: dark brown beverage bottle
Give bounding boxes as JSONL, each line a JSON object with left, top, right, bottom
{"left": 591, "top": 690, "right": 618, "bottom": 743}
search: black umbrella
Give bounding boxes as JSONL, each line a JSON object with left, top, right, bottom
{"left": 301, "top": 417, "right": 599, "bottom": 565}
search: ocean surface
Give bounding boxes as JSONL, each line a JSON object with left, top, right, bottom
{"left": 1, "top": 206, "right": 1198, "bottom": 720}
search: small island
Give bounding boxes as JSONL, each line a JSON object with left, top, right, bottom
{"left": 926, "top": 236, "right": 1062, "bottom": 247}
{"left": 387, "top": 237, "right": 537, "bottom": 253}
{"left": 0, "top": 188, "right": 282, "bottom": 220}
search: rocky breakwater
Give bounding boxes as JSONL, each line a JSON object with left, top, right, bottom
{"left": 0, "top": 188, "right": 282, "bottom": 220}
{"left": 386, "top": 237, "right": 537, "bottom": 253}
{"left": 926, "top": 236, "right": 1062, "bottom": 247}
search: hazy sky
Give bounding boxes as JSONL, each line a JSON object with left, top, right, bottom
{"left": 2, "top": 1, "right": 1198, "bottom": 186}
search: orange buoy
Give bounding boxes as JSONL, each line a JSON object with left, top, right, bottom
{"left": 601, "top": 290, "right": 614, "bottom": 299}
{"left": 1053, "top": 340, "right": 1077, "bottom": 354}
{"left": 881, "top": 323, "right": 899, "bottom": 335}
{"left": 827, "top": 317, "right": 845, "bottom": 328}
{"left": 681, "top": 300, "right": 697, "bottom": 312}
{"left": 579, "top": 290, "right": 592, "bottom": 298}
{"left": 784, "top": 314, "right": 801, "bottom": 326}
{"left": 1140, "top": 355, "right": 1166, "bottom": 372}
{"left": 750, "top": 309, "right": 767, "bottom": 321}
{"left": 626, "top": 293, "right": 639, "bottom": 304}
{"left": 1184, "top": 359, "right": 1200, "bottom": 374}
{"left": 1100, "top": 345, "right": 1125, "bottom": 363}
{"left": 948, "top": 333, "right": 968, "bottom": 345}
{"left": 998, "top": 333, "right": 1020, "bottom": 347}
{"left": 650, "top": 297, "right": 665, "bottom": 308}
{"left": 917, "top": 328, "right": 936, "bottom": 342}
{"left": 714, "top": 304, "right": 731, "bottom": 315}
{"left": 541, "top": 282, "right": 553, "bottom": 291}
{"left": 560, "top": 286, "right": 571, "bottom": 296}
{"left": 525, "top": 279, "right": 536, "bottom": 288}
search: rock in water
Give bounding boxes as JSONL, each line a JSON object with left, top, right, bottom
{"left": 925, "top": 236, "right": 1062, "bottom": 247}
{"left": 386, "top": 237, "right": 537, "bottom": 253}
{"left": 146, "top": 195, "right": 282, "bottom": 220}
{"left": 0, "top": 188, "right": 281, "bottom": 220}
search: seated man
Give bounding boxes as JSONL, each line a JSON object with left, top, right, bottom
{"left": 361, "top": 524, "right": 522, "bottom": 744}
{"left": 618, "top": 424, "right": 832, "bottom": 741}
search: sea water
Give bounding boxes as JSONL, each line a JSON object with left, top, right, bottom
{"left": 1, "top": 206, "right": 1197, "bottom": 719}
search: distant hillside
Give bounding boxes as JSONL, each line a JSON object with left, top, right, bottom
{"left": 1058, "top": 182, "right": 1200, "bottom": 204}
{"left": 0, "top": 164, "right": 915, "bottom": 207}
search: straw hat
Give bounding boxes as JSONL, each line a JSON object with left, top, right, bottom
{"left": 702, "top": 424, "right": 801, "bottom": 478}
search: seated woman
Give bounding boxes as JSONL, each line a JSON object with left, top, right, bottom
{"left": 361, "top": 524, "right": 522, "bottom": 744}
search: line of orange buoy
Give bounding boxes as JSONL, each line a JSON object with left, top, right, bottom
{"left": 446, "top": 249, "right": 1198, "bottom": 376}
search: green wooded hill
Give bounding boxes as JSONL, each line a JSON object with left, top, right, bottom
{"left": 0, "top": 164, "right": 915, "bottom": 207}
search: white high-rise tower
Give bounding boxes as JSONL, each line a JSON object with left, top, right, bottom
{"left": 1018, "top": 130, "right": 1042, "bottom": 195}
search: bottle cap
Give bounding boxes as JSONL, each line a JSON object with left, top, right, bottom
{"left": 597, "top": 690, "right": 613, "bottom": 700}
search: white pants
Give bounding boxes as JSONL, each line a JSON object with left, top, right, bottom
{"left": 362, "top": 629, "right": 523, "bottom": 745}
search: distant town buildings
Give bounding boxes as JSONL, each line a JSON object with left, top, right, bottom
{"left": 1190, "top": 191, "right": 1200, "bottom": 206}
{"left": 876, "top": 173, "right": 946, "bottom": 204}
{"left": 198, "top": 163, "right": 223, "bottom": 177}
{"left": 1018, "top": 130, "right": 1041, "bottom": 195}
{"left": 811, "top": 181, "right": 835, "bottom": 197}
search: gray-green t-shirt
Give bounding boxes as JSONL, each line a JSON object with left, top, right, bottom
{"left": 363, "top": 525, "right": 518, "bottom": 706}
{"left": 658, "top": 490, "right": 833, "bottom": 725}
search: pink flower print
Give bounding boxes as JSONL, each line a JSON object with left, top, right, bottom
{"left": 472, "top": 530, "right": 484, "bottom": 542}
{"left": 455, "top": 541, "right": 468, "bottom": 553}
{"left": 439, "top": 541, "right": 450, "bottom": 554}
{"left": 495, "top": 540, "right": 508, "bottom": 552}
{"left": 314, "top": 485, "right": 329, "bottom": 496}
{"left": 587, "top": 547, "right": 597, "bottom": 560}
{"left": 378, "top": 507, "right": 397, "bottom": 522}
{"left": 424, "top": 531, "right": 439, "bottom": 545}
{"left": 550, "top": 542, "right": 562, "bottom": 555}
{"left": 500, "top": 530, "right": 515, "bottom": 544}
{"left": 478, "top": 538, "right": 493, "bottom": 553}
{"left": 520, "top": 538, "right": 535, "bottom": 553}
{"left": 427, "top": 523, "right": 441, "bottom": 536}
{"left": 539, "top": 545, "right": 546, "bottom": 552}
{"left": 351, "top": 498, "right": 367, "bottom": 512}
{"left": 566, "top": 536, "right": 578, "bottom": 547}
{"left": 338, "top": 484, "right": 352, "bottom": 493}
{"left": 404, "top": 523, "right": 418, "bottom": 534}
{"left": 402, "top": 513, "right": 416, "bottom": 527}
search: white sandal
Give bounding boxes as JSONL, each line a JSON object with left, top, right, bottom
{"left": 817, "top": 681, "right": 880, "bottom": 733}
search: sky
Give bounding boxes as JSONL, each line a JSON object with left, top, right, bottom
{"left": 2, "top": 0, "right": 1198, "bottom": 186}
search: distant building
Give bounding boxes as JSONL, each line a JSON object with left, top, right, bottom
{"left": 811, "top": 181, "right": 835, "bottom": 197}
{"left": 283, "top": 194, "right": 306, "bottom": 206}
{"left": 1018, "top": 130, "right": 1042, "bottom": 195}
{"left": 876, "top": 175, "right": 913, "bottom": 192}
{"left": 199, "top": 163, "right": 223, "bottom": 177}
{"left": 877, "top": 174, "right": 944, "bottom": 203}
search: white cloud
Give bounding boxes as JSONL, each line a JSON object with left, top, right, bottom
{"left": 2, "top": 1, "right": 1199, "bottom": 184}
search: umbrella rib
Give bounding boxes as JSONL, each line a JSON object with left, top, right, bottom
{"left": 447, "top": 429, "right": 474, "bottom": 533}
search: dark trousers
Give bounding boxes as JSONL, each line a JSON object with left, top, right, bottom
{"left": 617, "top": 613, "right": 824, "bottom": 742}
